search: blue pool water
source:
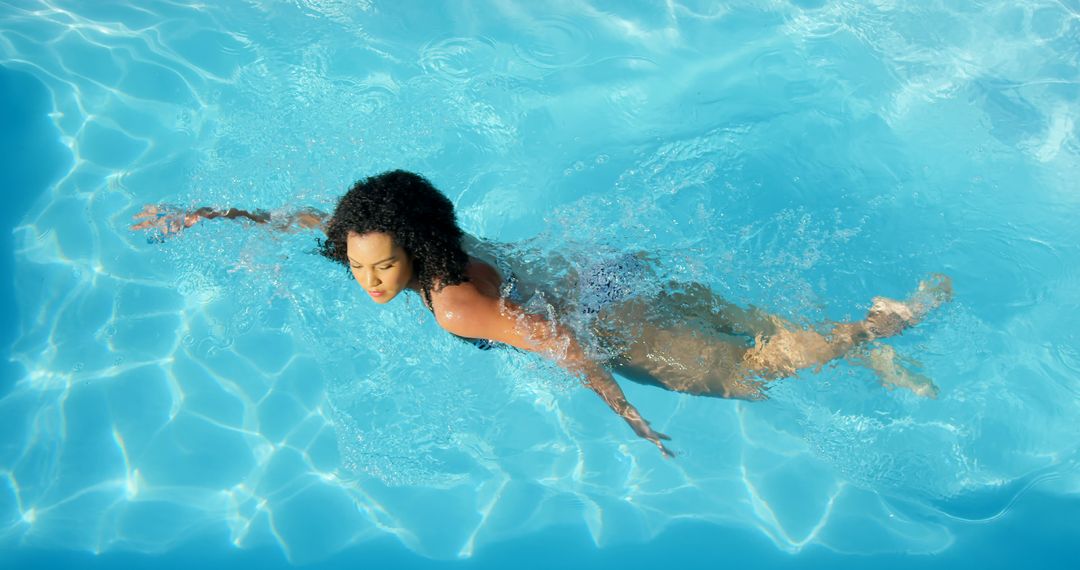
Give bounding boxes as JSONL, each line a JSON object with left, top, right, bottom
{"left": 2, "top": 1, "right": 1079, "bottom": 568}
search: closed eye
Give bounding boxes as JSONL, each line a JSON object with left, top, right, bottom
{"left": 350, "top": 264, "right": 393, "bottom": 270}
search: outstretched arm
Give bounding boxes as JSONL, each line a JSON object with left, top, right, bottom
{"left": 433, "top": 287, "right": 674, "bottom": 458}
{"left": 575, "top": 357, "right": 675, "bottom": 458}
{"left": 131, "top": 204, "right": 328, "bottom": 237}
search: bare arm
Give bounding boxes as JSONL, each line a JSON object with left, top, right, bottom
{"left": 131, "top": 205, "right": 328, "bottom": 237}
{"left": 432, "top": 286, "right": 674, "bottom": 457}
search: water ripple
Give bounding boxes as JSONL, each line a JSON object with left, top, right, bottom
{"left": 3, "top": 0, "right": 1080, "bottom": 564}
{"left": 513, "top": 16, "right": 592, "bottom": 69}
{"left": 419, "top": 36, "right": 497, "bottom": 83}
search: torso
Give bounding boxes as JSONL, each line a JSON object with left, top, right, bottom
{"left": 423, "top": 244, "right": 760, "bottom": 397}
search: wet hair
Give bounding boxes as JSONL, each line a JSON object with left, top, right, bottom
{"left": 319, "top": 170, "right": 469, "bottom": 305}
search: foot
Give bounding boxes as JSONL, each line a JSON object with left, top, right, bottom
{"left": 867, "top": 345, "right": 940, "bottom": 399}
{"left": 865, "top": 274, "right": 953, "bottom": 338}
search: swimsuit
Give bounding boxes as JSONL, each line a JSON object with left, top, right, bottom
{"left": 577, "top": 254, "right": 654, "bottom": 315}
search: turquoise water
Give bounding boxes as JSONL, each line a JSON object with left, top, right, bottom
{"left": 2, "top": 0, "right": 1079, "bottom": 568}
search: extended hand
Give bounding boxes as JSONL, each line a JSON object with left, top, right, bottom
{"left": 130, "top": 205, "right": 204, "bottom": 238}
{"left": 624, "top": 408, "right": 675, "bottom": 459}
{"left": 642, "top": 424, "right": 675, "bottom": 459}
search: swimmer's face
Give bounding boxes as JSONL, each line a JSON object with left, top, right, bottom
{"left": 345, "top": 231, "right": 415, "bottom": 304}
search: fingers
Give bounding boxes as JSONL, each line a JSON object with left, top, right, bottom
{"left": 645, "top": 431, "right": 675, "bottom": 458}
{"left": 131, "top": 205, "right": 160, "bottom": 220}
{"left": 131, "top": 205, "right": 168, "bottom": 231}
{"left": 631, "top": 420, "right": 672, "bottom": 443}
{"left": 642, "top": 422, "right": 671, "bottom": 441}
{"left": 129, "top": 205, "right": 199, "bottom": 238}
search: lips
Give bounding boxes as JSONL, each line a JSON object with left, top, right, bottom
{"left": 368, "top": 290, "right": 385, "bottom": 298}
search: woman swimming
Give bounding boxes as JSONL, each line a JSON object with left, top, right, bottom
{"left": 132, "top": 170, "right": 952, "bottom": 458}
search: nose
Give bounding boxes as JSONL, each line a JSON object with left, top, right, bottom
{"left": 359, "top": 270, "right": 381, "bottom": 289}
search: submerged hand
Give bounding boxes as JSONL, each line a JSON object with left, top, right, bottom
{"left": 624, "top": 408, "right": 675, "bottom": 459}
{"left": 130, "top": 205, "right": 204, "bottom": 239}
{"left": 645, "top": 428, "right": 675, "bottom": 459}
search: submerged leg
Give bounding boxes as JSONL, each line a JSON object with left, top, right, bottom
{"left": 741, "top": 275, "right": 952, "bottom": 391}
{"left": 610, "top": 326, "right": 767, "bottom": 400}
{"left": 864, "top": 274, "right": 953, "bottom": 337}
{"left": 600, "top": 275, "right": 951, "bottom": 400}
{"left": 597, "top": 295, "right": 767, "bottom": 399}
{"left": 661, "top": 282, "right": 782, "bottom": 338}
{"left": 848, "top": 344, "right": 940, "bottom": 398}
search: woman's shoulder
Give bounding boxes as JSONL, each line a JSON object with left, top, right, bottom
{"left": 428, "top": 284, "right": 497, "bottom": 337}
{"left": 428, "top": 260, "right": 503, "bottom": 327}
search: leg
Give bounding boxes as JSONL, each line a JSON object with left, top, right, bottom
{"left": 742, "top": 275, "right": 952, "bottom": 388}
{"left": 598, "top": 275, "right": 951, "bottom": 398}
{"left": 607, "top": 319, "right": 767, "bottom": 400}
{"left": 660, "top": 281, "right": 782, "bottom": 339}
{"left": 847, "top": 344, "right": 940, "bottom": 398}
{"left": 639, "top": 284, "right": 854, "bottom": 382}
{"left": 863, "top": 274, "right": 953, "bottom": 337}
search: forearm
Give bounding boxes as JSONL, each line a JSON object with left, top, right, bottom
{"left": 194, "top": 207, "right": 271, "bottom": 223}
{"left": 579, "top": 360, "right": 632, "bottom": 415}
{"left": 193, "top": 207, "right": 327, "bottom": 232}
{"left": 581, "top": 364, "right": 658, "bottom": 434}
{"left": 530, "top": 322, "right": 665, "bottom": 448}
{"left": 439, "top": 300, "right": 672, "bottom": 456}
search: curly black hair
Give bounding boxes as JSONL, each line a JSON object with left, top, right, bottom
{"left": 319, "top": 170, "right": 469, "bottom": 305}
